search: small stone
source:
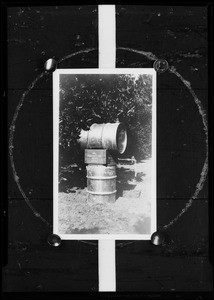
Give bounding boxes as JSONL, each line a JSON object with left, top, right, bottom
{"left": 151, "top": 231, "right": 165, "bottom": 245}
{"left": 44, "top": 58, "right": 57, "bottom": 72}
{"left": 153, "top": 59, "right": 169, "bottom": 73}
{"left": 47, "top": 234, "right": 61, "bottom": 247}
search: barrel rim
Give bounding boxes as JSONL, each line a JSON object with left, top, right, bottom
{"left": 86, "top": 190, "right": 117, "bottom": 195}
{"left": 86, "top": 175, "right": 117, "bottom": 179}
{"left": 116, "top": 123, "right": 127, "bottom": 154}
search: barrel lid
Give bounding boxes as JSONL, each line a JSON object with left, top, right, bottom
{"left": 116, "top": 123, "right": 127, "bottom": 154}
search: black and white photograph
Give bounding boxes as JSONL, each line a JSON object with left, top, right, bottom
{"left": 53, "top": 69, "right": 156, "bottom": 239}
{"left": 3, "top": 3, "right": 212, "bottom": 294}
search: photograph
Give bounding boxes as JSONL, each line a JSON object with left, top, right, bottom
{"left": 3, "top": 3, "right": 211, "bottom": 294}
{"left": 53, "top": 68, "right": 156, "bottom": 240}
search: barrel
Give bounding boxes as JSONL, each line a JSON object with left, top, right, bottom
{"left": 86, "top": 165, "right": 117, "bottom": 203}
{"left": 78, "top": 123, "right": 127, "bottom": 154}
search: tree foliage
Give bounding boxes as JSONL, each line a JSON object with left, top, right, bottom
{"left": 59, "top": 73, "right": 153, "bottom": 165}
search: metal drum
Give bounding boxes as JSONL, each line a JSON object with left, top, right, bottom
{"left": 86, "top": 165, "right": 117, "bottom": 203}
{"left": 79, "top": 123, "right": 127, "bottom": 154}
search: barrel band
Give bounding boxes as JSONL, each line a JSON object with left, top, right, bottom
{"left": 86, "top": 189, "right": 117, "bottom": 195}
{"left": 86, "top": 175, "right": 117, "bottom": 180}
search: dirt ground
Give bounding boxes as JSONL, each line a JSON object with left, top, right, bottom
{"left": 58, "top": 159, "right": 152, "bottom": 235}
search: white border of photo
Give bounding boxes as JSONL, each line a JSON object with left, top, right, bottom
{"left": 53, "top": 68, "right": 156, "bottom": 240}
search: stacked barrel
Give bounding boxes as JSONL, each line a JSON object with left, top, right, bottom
{"left": 78, "top": 123, "right": 127, "bottom": 203}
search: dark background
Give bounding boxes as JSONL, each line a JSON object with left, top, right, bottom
{"left": 2, "top": 3, "right": 213, "bottom": 297}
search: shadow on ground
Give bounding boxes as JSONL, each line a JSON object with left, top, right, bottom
{"left": 116, "top": 167, "right": 145, "bottom": 198}
{"left": 59, "top": 166, "right": 87, "bottom": 192}
{"left": 67, "top": 226, "right": 100, "bottom": 234}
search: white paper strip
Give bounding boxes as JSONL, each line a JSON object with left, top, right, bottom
{"left": 98, "top": 4, "right": 116, "bottom": 292}
{"left": 98, "top": 5, "right": 116, "bottom": 69}
{"left": 98, "top": 239, "right": 116, "bottom": 291}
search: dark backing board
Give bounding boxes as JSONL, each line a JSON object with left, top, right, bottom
{"left": 2, "top": 3, "right": 212, "bottom": 296}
